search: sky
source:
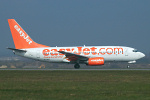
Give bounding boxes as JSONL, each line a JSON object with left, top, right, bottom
{"left": 0, "top": 0, "right": 150, "bottom": 56}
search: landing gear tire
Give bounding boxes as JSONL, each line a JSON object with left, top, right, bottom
{"left": 74, "top": 63, "right": 80, "bottom": 69}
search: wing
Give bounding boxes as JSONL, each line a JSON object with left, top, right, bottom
{"left": 58, "top": 51, "right": 88, "bottom": 61}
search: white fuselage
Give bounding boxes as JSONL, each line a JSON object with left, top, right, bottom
{"left": 14, "top": 46, "right": 145, "bottom": 64}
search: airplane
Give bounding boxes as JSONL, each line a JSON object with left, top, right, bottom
{"left": 7, "top": 19, "right": 145, "bottom": 69}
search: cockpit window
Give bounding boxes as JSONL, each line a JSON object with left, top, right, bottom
{"left": 133, "top": 49, "right": 138, "bottom": 52}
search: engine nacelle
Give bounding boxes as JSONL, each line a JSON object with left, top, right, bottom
{"left": 87, "top": 57, "right": 104, "bottom": 66}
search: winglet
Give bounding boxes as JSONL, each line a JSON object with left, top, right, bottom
{"left": 8, "top": 19, "right": 49, "bottom": 49}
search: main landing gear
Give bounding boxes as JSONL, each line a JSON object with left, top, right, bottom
{"left": 74, "top": 63, "right": 80, "bottom": 69}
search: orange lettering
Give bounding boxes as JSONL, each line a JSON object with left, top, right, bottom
{"left": 59, "top": 49, "right": 65, "bottom": 55}
{"left": 106, "top": 48, "right": 113, "bottom": 55}
{"left": 43, "top": 49, "right": 50, "bottom": 56}
{"left": 83, "top": 48, "right": 90, "bottom": 55}
{"left": 51, "top": 49, "right": 58, "bottom": 56}
{"left": 90, "top": 47, "right": 97, "bottom": 55}
{"left": 66, "top": 48, "right": 74, "bottom": 53}
{"left": 74, "top": 47, "right": 82, "bottom": 55}
{"left": 114, "top": 48, "right": 123, "bottom": 54}
{"left": 99, "top": 48, "right": 105, "bottom": 55}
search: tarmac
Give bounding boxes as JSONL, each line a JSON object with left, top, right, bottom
{"left": 0, "top": 68, "right": 150, "bottom": 71}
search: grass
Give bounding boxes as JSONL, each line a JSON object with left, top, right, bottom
{"left": 0, "top": 70, "right": 150, "bottom": 100}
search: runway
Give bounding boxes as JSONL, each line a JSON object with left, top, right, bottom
{"left": 0, "top": 68, "right": 150, "bottom": 71}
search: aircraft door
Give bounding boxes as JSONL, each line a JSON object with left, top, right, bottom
{"left": 125, "top": 48, "right": 128, "bottom": 56}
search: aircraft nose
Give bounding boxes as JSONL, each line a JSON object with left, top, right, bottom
{"left": 139, "top": 52, "right": 145, "bottom": 58}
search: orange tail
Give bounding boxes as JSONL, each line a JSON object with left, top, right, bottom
{"left": 8, "top": 19, "right": 49, "bottom": 49}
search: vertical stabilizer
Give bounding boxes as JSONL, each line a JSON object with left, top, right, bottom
{"left": 8, "top": 19, "right": 49, "bottom": 49}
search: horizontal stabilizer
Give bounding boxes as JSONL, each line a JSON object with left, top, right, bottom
{"left": 7, "top": 47, "right": 27, "bottom": 52}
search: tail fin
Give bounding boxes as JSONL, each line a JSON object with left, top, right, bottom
{"left": 8, "top": 19, "right": 49, "bottom": 49}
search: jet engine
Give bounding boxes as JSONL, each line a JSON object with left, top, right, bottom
{"left": 87, "top": 57, "right": 104, "bottom": 66}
